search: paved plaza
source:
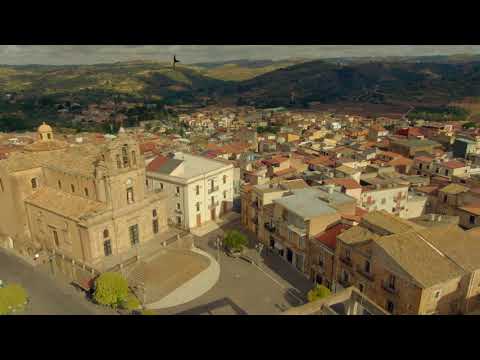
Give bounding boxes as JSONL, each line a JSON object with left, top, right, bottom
{"left": 153, "top": 218, "right": 314, "bottom": 315}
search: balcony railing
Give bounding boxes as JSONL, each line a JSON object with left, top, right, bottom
{"left": 208, "top": 201, "right": 219, "bottom": 209}
{"left": 381, "top": 282, "right": 399, "bottom": 296}
{"left": 175, "top": 208, "right": 182, "bottom": 214}
{"left": 174, "top": 192, "right": 181, "bottom": 197}
{"left": 208, "top": 186, "right": 219, "bottom": 194}
{"left": 356, "top": 267, "right": 375, "bottom": 281}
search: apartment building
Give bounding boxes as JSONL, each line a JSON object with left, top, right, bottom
{"left": 334, "top": 211, "right": 480, "bottom": 315}
{"left": 146, "top": 152, "right": 234, "bottom": 230}
{"left": 413, "top": 157, "right": 470, "bottom": 179}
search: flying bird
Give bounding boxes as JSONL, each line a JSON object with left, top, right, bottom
{"left": 172, "top": 55, "right": 180, "bottom": 71}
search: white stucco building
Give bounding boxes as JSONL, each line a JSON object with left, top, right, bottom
{"left": 146, "top": 152, "right": 234, "bottom": 230}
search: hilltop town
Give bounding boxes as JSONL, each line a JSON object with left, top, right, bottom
{"left": 1, "top": 98, "right": 480, "bottom": 316}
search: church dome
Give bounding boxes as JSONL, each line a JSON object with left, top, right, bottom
{"left": 38, "top": 122, "right": 53, "bottom": 133}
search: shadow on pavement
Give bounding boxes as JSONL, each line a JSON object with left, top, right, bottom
{"left": 175, "top": 297, "right": 248, "bottom": 315}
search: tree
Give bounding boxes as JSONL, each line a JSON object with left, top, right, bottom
{"left": 0, "top": 284, "right": 28, "bottom": 315}
{"left": 463, "top": 122, "right": 477, "bottom": 129}
{"left": 93, "top": 272, "right": 129, "bottom": 308}
{"left": 223, "top": 230, "right": 248, "bottom": 252}
{"left": 307, "top": 285, "right": 331, "bottom": 302}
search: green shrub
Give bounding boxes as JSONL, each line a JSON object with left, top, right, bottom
{"left": 121, "top": 292, "right": 141, "bottom": 312}
{"left": 0, "top": 284, "right": 28, "bottom": 315}
{"left": 223, "top": 230, "right": 248, "bottom": 251}
{"left": 93, "top": 272, "right": 129, "bottom": 308}
{"left": 307, "top": 285, "right": 331, "bottom": 302}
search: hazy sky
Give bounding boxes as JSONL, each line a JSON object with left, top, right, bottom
{"left": 1, "top": 45, "right": 480, "bottom": 65}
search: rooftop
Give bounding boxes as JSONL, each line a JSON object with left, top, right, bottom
{"left": 25, "top": 187, "right": 106, "bottom": 221}
{"left": 274, "top": 188, "right": 338, "bottom": 220}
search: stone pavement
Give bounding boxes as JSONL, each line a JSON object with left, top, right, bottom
{"left": 190, "top": 212, "right": 240, "bottom": 237}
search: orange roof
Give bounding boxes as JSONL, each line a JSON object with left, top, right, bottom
{"left": 324, "top": 178, "right": 362, "bottom": 190}
{"left": 264, "top": 156, "right": 289, "bottom": 166}
{"left": 459, "top": 203, "right": 480, "bottom": 216}
{"left": 415, "top": 156, "right": 434, "bottom": 163}
{"left": 307, "top": 156, "right": 335, "bottom": 167}
{"left": 315, "top": 223, "right": 351, "bottom": 250}
{"left": 146, "top": 155, "right": 169, "bottom": 172}
{"left": 272, "top": 167, "right": 297, "bottom": 177}
{"left": 442, "top": 160, "right": 467, "bottom": 169}
{"left": 388, "top": 157, "right": 414, "bottom": 167}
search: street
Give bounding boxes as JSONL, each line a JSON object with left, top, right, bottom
{"left": 0, "top": 249, "right": 113, "bottom": 315}
{"left": 153, "top": 219, "right": 314, "bottom": 315}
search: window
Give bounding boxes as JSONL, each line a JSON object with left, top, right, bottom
{"left": 104, "top": 240, "right": 112, "bottom": 256}
{"left": 196, "top": 202, "right": 200, "bottom": 212}
{"left": 84, "top": 188, "right": 89, "bottom": 197}
{"left": 443, "top": 194, "right": 448, "bottom": 203}
{"left": 152, "top": 219, "right": 159, "bottom": 234}
{"left": 122, "top": 145, "right": 129, "bottom": 167}
{"left": 47, "top": 133, "right": 51, "bottom": 140}
{"left": 127, "top": 187, "right": 134, "bottom": 204}
{"left": 318, "top": 253, "right": 324, "bottom": 268}
{"left": 223, "top": 175, "right": 227, "bottom": 184}
{"left": 345, "top": 248, "right": 351, "bottom": 260}
{"left": 152, "top": 209, "right": 157, "bottom": 218}
{"left": 0, "top": 178, "right": 3, "bottom": 192}
{"left": 434, "top": 290, "right": 442, "bottom": 300}
{"left": 53, "top": 230, "right": 59, "bottom": 247}
{"left": 71, "top": 184, "right": 75, "bottom": 193}
{"left": 359, "top": 283, "right": 364, "bottom": 293}
{"left": 381, "top": 198, "right": 386, "bottom": 205}
{"left": 177, "top": 203, "right": 181, "bottom": 210}
{"left": 116, "top": 154, "right": 122, "bottom": 169}
{"left": 419, "top": 163, "right": 423, "bottom": 169}
{"left": 176, "top": 186, "right": 180, "bottom": 194}
{"left": 196, "top": 185, "right": 200, "bottom": 195}
{"left": 386, "top": 300, "right": 395, "bottom": 313}
{"left": 176, "top": 216, "right": 182, "bottom": 225}
{"left": 31, "top": 178, "right": 38, "bottom": 190}
{"left": 223, "top": 190, "right": 227, "bottom": 199}
{"left": 129, "top": 224, "right": 139, "bottom": 246}
{"left": 131, "top": 151, "right": 136, "bottom": 166}
{"left": 146, "top": 179, "right": 149, "bottom": 187}
{"left": 388, "top": 274, "right": 396, "bottom": 290}
{"left": 364, "top": 260, "right": 371, "bottom": 273}
{"left": 470, "top": 215, "right": 476, "bottom": 225}
{"left": 103, "top": 229, "right": 109, "bottom": 239}
{"left": 342, "top": 270, "right": 349, "bottom": 283}
{"left": 58, "top": 180, "right": 62, "bottom": 189}
{"left": 160, "top": 183, "right": 164, "bottom": 190}
{"left": 445, "top": 170, "right": 449, "bottom": 176}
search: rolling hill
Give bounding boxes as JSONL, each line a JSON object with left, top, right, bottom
{"left": 225, "top": 60, "right": 480, "bottom": 107}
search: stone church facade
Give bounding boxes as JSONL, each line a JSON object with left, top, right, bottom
{"left": 0, "top": 124, "right": 168, "bottom": 268}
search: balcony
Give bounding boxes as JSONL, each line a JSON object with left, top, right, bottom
{"left": 264, "top": 223, "right": 276, "bottom": 233}
{"left": 208, "top": 201, "right": 219, "bottom": 209}
{"left": 339, "top": 256, "right": 353, "bottom": 268}
{"left": 338, "top": 277, "right": 352, "bottom": 288}
{"left": 381, "top": 282, "right": 399, "bottom": 296}
{"left": 356, "top": 267, "right": 375, "bottom": 282}
{"left": 174, "top": 192, "right": 181, "bottom": 197}
{"left": 208, "top": 186, "right": 219, "bottom": 194}
{"left": 175, "top": 208, "right": 182, "bottom": 214}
